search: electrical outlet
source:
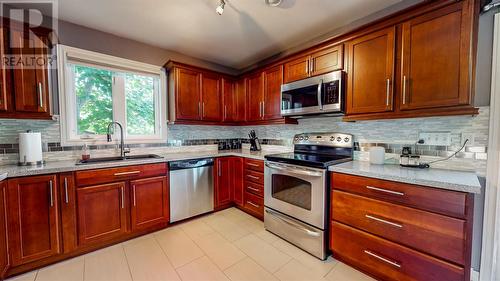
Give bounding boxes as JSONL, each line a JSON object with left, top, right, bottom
{"left": 461, "top": 133, "right": 475, "bottom": 146}
{"left": 418, "top": 131, "right": 452, "bottom": 146}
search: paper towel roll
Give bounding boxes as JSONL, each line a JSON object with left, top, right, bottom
{"left": 19, "top": 132, "right": 43, "bottom": 164}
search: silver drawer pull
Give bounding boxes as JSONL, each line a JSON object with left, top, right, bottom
{"left": 246, "top": 201, "right": 260, "bottom": 208}
{"left": 247, "top": 186, "right": 261, "bottom": 193}
{"left": 49, "top": 180, "right": 54, "bottom": 207}
{"left": 247, "top": 163, "right": 260, "bottom": 167}
{"left": 365, "top": 214, "right": 403, "bottom": 228}
{"left": 247, "top": 175, "right": 260, "bottom": 180}
{"left": 114, "top": 171, "right": 141, "bottom": 176}
{"left": 64, "top": 177, "right": 69, "bottom": 204}
{"left": 364, "top": 250, "right": 401, "bottom": 268}
{"left": 366, "top": 186, "right": 405, "bottom": 196}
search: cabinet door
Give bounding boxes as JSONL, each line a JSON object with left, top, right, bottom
{"left": 231, "top": 158, "right": 244, "bottom": 207}
{"left": 235, "top": 78, "right": 247, "bottom": 122}
{"left": 346, "top": 27, "right": 395, "bottom": 114}
{"left": 9, "top": 28, "right": 50, "bottom": 115}
{"left": 283, "top": 55, "right": 310, "bottom": 83}
{"left": 0, "top": 182, "right": 9, "bottom": 278}
{"left": 263, "top": 65, "right": 283, "bottom": 120}
{"left": 7, "top": 175, "right": 60, "bottom": 266}
{"left": 215, "top": 158, "right": 232, "bottom": 208}
{"left": 175, "top": 67, "right": 201, "bottom": 120}
{"left": 310, "top": 44, "right": 344, "bottom": 77}
{"left": 201, "top": 73, "right": 222, "bottom": 122}
{"left": 222, "top": 78, "right": 236, "bottom": 122}
{"left": 400, "top": 3, "right": 471, "bottom": 110}
{"left": 0, "top": 26, "right": 11, "bottom": 112}
{"left": 59, "top": 173, "right": 77, "bottom": 253}
{"left": 130, "top": 176, "right": 169, "bottom": 231}
{"left": 77, "top": 182, "right": 128, "bottom": 246}
{"left": 246, "top": 73, "right": 264, "bottom": 121}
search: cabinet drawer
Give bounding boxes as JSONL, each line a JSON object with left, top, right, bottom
{"left": 245, "top": 180, "right": 264, "bottom": 197}
{"left": 330, "top": 222, "right": 464, "bottom": 281}
{"left": 244, "top": 191, "right": 264, "bottom": 219}
{"left": 331, "top": 173, "right": 467, "bottom": 218}
{"left": 244, "top": 159, "right": 264, "bottom": 173}
{"left": 332, "top": 190, "right": 466, "bottom": 265}
{"left": 76, "top": 163, "right": 168, "bottom": 187}
{"left": 245, "top": 170, "right": 264, "bottom": 185}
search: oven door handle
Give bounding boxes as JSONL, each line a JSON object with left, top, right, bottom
{"left": 266, "top": 209, "right": 321, "bottom": 237}
{"left": 317, "top": 79, "right": 323, "bottom": 110}
{"left": 265, "top": 163, "right": 323, "bottom": 177}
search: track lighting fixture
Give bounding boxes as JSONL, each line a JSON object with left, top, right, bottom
{"left": 216, "top": 0, "right": 225, "bottom": 15}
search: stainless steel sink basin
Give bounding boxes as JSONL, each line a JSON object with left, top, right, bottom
{"left": 76, "top": 154, "right": 163, "bottom": 165}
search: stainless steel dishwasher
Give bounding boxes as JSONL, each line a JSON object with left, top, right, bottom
{"left": 169, "top": 158, "right": 214, "bottom": 223}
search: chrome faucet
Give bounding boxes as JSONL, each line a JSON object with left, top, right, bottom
{"left": 106, "top": 121, "right": 130, "bottom": 159}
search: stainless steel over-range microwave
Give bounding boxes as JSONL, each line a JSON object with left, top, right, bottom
{"left": 281, "top": 71, "right": 344, "bottom": 117}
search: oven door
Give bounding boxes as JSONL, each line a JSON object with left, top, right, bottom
{"left": 264, "top": 161, "right": 327, "bottom": 229}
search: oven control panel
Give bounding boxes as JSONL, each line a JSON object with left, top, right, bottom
{"left": 293, "top": 132, "right": 353, "bottom": 148}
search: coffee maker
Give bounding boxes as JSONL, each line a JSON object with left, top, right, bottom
{"left": 248, "top": 130, "right": 262, "bottom": 151}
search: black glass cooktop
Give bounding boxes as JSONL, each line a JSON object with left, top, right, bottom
{"left": 265, "top": 152, "right": 352, "bottom": 168}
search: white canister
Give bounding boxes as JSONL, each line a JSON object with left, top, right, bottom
{"left": 18, "top": 131, "right": 43, "bottom": 165}
{"left": 369, "top": 147, "right": 386, "bottom": 165}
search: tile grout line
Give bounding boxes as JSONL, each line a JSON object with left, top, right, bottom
{"left": 120, "top": 244, "right": 134, "bottom": 281}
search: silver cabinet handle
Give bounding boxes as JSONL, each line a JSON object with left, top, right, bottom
{"left": 132, "top": 185, "right": 137, "bottom": 206}
{"left": 224, "top": 105, "right": 227, "bottom": 120}
{"left": 402, "top": 76, "right": 407, "bottom": 105}
{"left": 202, "top": 102, "right": 205, "bottom": 117}
{"left": 64, "top": 177, "right": 69, "bottom": 204}
{"left": 198, "top": 102, "right": 202, "bottom": 117}
{"left": 310, "top": 59, "right": 314, "bottom": 73}
{"left": 366, "top": 186, "right": 405, "bottom": 196}
{"left": 49, "top": 180, "right": 54, "bottom": 207}
{"left": 305, "top": 59, "right": 309, "bottom": 74}
{"left": 247, "top": 175, "right": 260, "bottom": 180}
{"left": 121, "top": 186, "right": 125, "bottom": 209}
{"left": 247, "top": 186, "right": 261, "bottom": 193}
{"left": 365, "top": 214, "right": 403, "bottom": 228}
{"left": 317, "top": 79, "right": 323, "bottom": 110}
{"left": 38, "top": 82, "right": 43, "bottom": 108}
{"left": 386, "top": 79, "right": 391, "bottom": 106}
{"left": 247, "top": 163, "right": 260, "bottom": 167}
{"left": 364, "top": 250, "right": 401, "bottom": 268}
{"left": 218, "top": 166, "right": 222, "bottom": 177}
{"left": 114, "top": 171, "right": 141, "bottom": 176}
{"left": 246, "top": 201, "right": 260, "bottom": 208}
{"left": 261, "top": 101, "right": 265, "bottom": 118}
{"left": 265, "top": 209, "right": 320, "bottom": 237}
{"left": 265, "top": 162, "right": 324, "bottom": 177}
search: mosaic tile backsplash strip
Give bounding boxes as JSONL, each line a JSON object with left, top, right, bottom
{"left": 0, "top": 107, "right": 490, "bottom": 174}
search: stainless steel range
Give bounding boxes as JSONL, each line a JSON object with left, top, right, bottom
{"left": 264, "top": 132, "right": 353, "bottom": 260}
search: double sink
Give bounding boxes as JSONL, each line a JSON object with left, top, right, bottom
{"left": 76, "top": 154, "right": 163, "bottom": 165}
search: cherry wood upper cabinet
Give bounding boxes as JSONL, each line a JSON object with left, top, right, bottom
{"left": 9, "top": 28, "right": 50, "bottom": 116}
{"left": 0, "top": 181, "right": 9, "bottom": 278}
{"left": 174, "top": 67, "right": 201, "bottom": 121}
{"left": 201, "top": 72, "right": 222, "bottom": 122}
{"left": 7, "top": 175, "right": 60, "bottom": 266}
{"left": 346, "top": 27, "right": 395, "bottom": 115}
{"left": 59, "top": 173, "right": 77, "bottom": 254}
{"left": 400, "top": 3, "right": 473, "bottom": 111}
{"left": 76, "top": 182, "right": 129, "bottom": 246}
{"left": 235, "top": 78, "right": 247, "bottom": 122}
{"left": 130, "top": 176, "right": 169, "bottom": 231}
{"left": 263, "top": 65, "right": 283, "bottom": 120}
{"left": 0, "top": 25, "right": 11, "bottom": 113}
{"left": 284, "top": 44, "right": 343, "bottom": 83}
{"left": 222, "top": 78, "right": 236, "bottom": 122}
{"left": 246, "top": 72, "right": 264, "bottom": 121}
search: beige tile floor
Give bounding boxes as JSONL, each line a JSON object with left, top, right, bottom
{"left": 6, "top": 208, "right": 375, "bottom": 281}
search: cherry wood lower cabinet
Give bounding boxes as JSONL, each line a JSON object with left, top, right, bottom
{"left": 130, "top": 176, "right": 169, "bottom": 231}
{"left": 330, "top": 172, "right": 474, "bottom": 281}
{"left": 0, "top": 181, "right": 9, "bottom": 279}
{"left": 6, "top": 175, "right": 61, "bottom": 266}
{"left": 240, "top": 158, "right": 264, "bottom": 220}
{"left": 215, "top": 157, "right": 244, "bottom": 209}
{"left": 59, "top": 173, "right": 78, "bottom": 254}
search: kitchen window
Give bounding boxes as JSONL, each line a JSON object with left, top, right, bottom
{"left": 57, "top": 45, "right": 167, "bottom": 145}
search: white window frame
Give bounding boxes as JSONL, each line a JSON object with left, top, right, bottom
{"left": 57, "top": 44, "right": 168, "bottom": 146}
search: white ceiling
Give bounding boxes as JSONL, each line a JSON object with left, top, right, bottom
{"left": 57, "top": 0, "right": 404, "bottom": 69}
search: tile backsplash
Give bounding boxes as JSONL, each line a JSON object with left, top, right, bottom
{"left": 0, "top": 107, "right": 490, "bottom": 174}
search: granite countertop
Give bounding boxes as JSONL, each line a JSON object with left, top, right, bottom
{"left": 0, "top": 149, "right": 288, "bottom": 179}
{"left": 328, "top": 161, "right": 481, "bottom": 194}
